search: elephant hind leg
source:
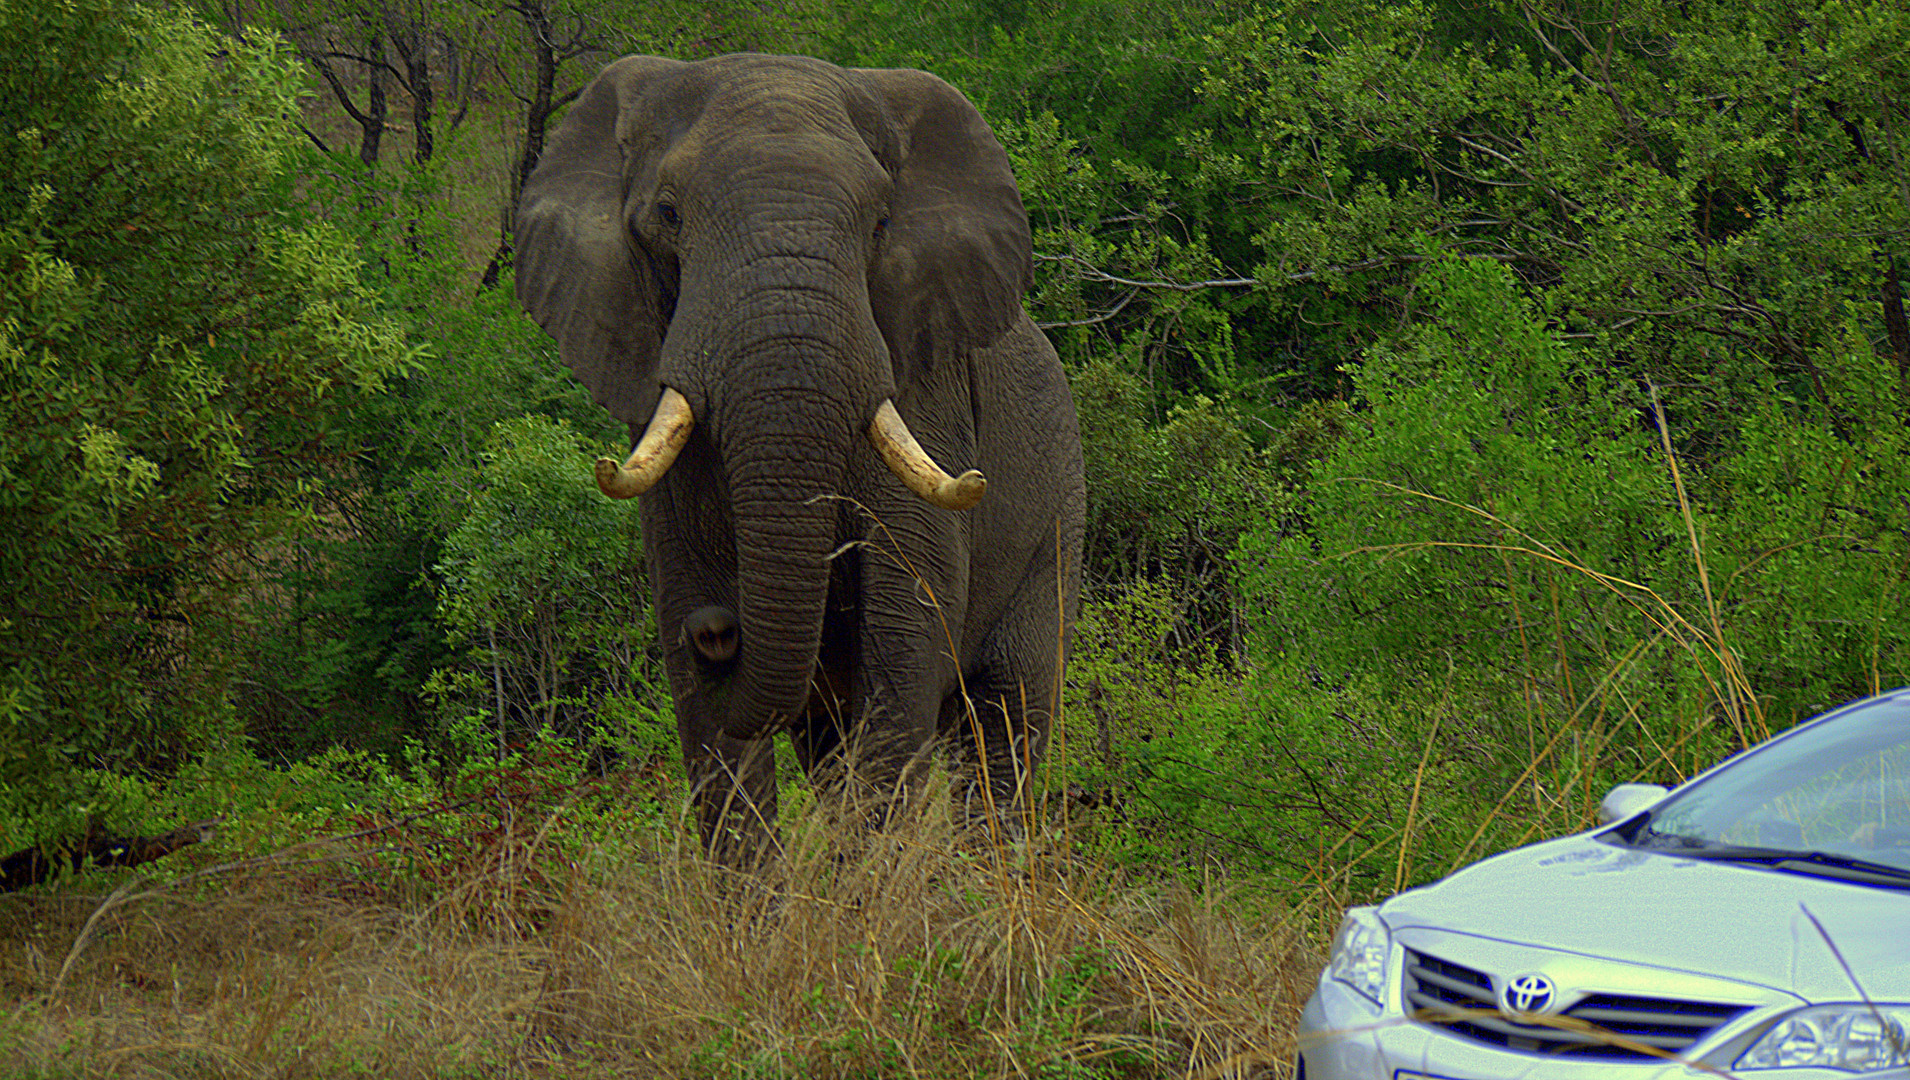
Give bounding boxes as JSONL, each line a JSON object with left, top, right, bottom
{"left": 953, "top": 514, "right": 1074, "bottom": 816}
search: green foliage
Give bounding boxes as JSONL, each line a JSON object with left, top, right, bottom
{"left": 426, "top": 415, "right": 672, "bottom": 763}
{"left": 1067, "top": 0, "right": 1910, "bottom": 891}
{"left": 0, "top": 1, "right": 413, "bottom": 835}
{"left": 1698, "top": 334, "right": 1910, "bottom": 721}
{"left": 1239, "top": 258, "right": 1705, "bottom": 886}
{"left": 1254, "top": 257, "right": 1673, "bottom": 683}
{"left": 226, "top": 145, "right": 627, "bottom": 757}
{"left": 1068, "top": 359, "right": 1279, "bottom": 645}
{"left": 1231, "top": 255, "right": 1910, "bottom": 895}
{"left": 1060, "top": 580, "right": 1266, "bottom": 871}
{"left": 1202, "top": 0, "right": 1910, "bottom": 452}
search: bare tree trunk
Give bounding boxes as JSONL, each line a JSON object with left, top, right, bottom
{"left": 442, "top": 29, "right": 474, "bottom": 134}
{"left": 395, "top": 26, "right": 435, "bottom": 164}
{"left": 358, "top": 28, "right": 388, "bottom": 168}
{"left": 481, "top": 0, "right": 598, "bottom": 289}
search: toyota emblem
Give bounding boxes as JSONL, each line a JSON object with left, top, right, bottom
{"left": 1499, "top": 973, "right": 1557, "bottom": 1016}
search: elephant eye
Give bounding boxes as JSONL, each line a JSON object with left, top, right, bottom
{"left": 874, "top": 216, "right": 890, "bottom": 239}
{"left": 657, "top": 202, "right": 681, "bottom": 228}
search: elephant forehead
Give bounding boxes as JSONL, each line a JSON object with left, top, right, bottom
{"left": 653, "top": 131, "right": 890, "bottom": 211}
{"left": 613, "top": 58, "right": 863, "bottom": 154}
{"left": 715, "top": 85, "right": 855, "bottom": 135}
{"left": 668, "top": 57, "right": 862, "bottom": 135}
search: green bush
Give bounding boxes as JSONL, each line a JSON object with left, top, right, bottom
{"left": 1225, "top": 255, "right": 1910, "bottom": 896}
{"left": 0, "top": 1, "right": 413, "bottom": 840}
{"left": 426, "top": 415, "right": 673, "bottom": 767}
{"left": 1061, "top": 579, "right": 1264, "bottom": 872}
{"left": 226, "top": 147, "right": 624, "bottom": 759}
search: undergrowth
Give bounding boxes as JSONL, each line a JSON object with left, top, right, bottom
{"left": 0, "top": 756, "right": 1313, "bottom": 1079}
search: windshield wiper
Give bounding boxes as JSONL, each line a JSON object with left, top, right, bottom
{"left": 1767, "top": 850, "right": 1910, "bottom": 888}
{"left": 1631, "top": 831, "right": 1910, "bottom": 888}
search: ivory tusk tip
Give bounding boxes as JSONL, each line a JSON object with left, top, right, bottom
{"left": 942, "top": 470, "right": 986, "bottom": 511}
{"left": 866, "top": 398, "right": 986, "bottom": 510}
{"left": 593, "top": 387, "right": 694, "bottom": 499}
{"left": 594, "top": 457, "right": 643, "bottom": 499}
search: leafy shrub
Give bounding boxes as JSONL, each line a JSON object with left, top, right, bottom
{"left": 230, "top": 156, "right": 622, "bottom": 759}
{"left": 1060, "top": 579, "right": 1268, "bottom": 873}
{"left": 426, "top": 415, "right": 673, "bottom": 767}
{"left": 1225, "top": 255, "right": 1910, "bottom": 895}
{"left": 0, "top": 1, "right": 413, "bottom": 839}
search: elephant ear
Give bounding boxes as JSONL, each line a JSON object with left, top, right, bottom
{"left": 851, "top": 68, "right": 1033, "bottom": 369}
{"left": 515, "top": 56, "right": 687, "bottom": 425}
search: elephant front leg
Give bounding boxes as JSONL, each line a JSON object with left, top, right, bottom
{"left": 679, "top": 724, "right": 781, "bottom": 866}
{"left": 848, "top": 508, "right": 967, "bottom": 821}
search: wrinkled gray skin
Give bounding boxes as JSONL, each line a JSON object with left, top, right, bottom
{"left": 514, "top": 53, "right": 1085, "bottom": 860}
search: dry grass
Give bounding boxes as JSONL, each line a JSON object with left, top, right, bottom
{"left": 0, "top": 782, "right": 1318, "bottom": 1079}
{"left": 0, "top": 865, "right": 544, "bottom": 1077}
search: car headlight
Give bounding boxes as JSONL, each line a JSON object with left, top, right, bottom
{"left": 1327, "top": 906, "right": 1392, "bottom": 1008}
{"left": 1736, "top": 1004, "right": 1910, "bottom": 1072}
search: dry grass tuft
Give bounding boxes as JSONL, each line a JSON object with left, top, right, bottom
{"left": 535, "top": 783, "right": 1314, "bottom": 1078}
{"left": 0, "top": 780, "right": 1316, "bottom": 1078}
{"left": 0, "top": 870, "right": 543, "bottom": 1078}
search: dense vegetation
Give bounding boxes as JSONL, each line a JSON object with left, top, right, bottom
{"left": 2, "top": 0, "right": 1908, "bottom": 1069}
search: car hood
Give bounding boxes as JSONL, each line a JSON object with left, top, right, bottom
{"left": 1379, "top": 833, "right": 1910, "bottom": 1001}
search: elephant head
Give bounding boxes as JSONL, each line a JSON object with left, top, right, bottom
{"left": 514, "top": 54, "right": 1035, "bottom": 742}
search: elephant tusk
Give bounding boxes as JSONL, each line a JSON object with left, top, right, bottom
{"left": 868, "top": 399, "right": 986, "bottom": 511}
{"left": 595, "top": 387, "right": 694, "bottom": 499}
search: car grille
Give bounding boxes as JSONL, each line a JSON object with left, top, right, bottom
{"left": 1402, "top": 948, "right": 1752, "bottom": 1060}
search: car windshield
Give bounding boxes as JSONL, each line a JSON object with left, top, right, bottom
{"left": 1621, "top": 694, "right": 1910, "bottom": 877}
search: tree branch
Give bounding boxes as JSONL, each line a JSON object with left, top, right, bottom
{"left": 1034, "top": 252, "right": 1257, "bottom": 291}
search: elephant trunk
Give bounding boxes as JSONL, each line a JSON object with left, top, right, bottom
{"left": 665, "top": 229, "right": 884, "bottom": 740}
{"left": 712, "top": 352, "right": 858, "bottom": 742}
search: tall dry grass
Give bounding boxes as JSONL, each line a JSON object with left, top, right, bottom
{"left": 0, "top": 777, "right": 1319, "bottom": 1079}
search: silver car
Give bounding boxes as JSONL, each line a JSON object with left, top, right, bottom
{"left": 1297, "top": 688, "right": 1910, "bottom": 1079}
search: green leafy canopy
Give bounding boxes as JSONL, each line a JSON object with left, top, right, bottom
{"left": 0, "top": 0, "right": 415, "bottom": 833}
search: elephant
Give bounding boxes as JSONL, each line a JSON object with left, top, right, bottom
{"left": 513, "top": 52, "right": 1085, "bottom": 859}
